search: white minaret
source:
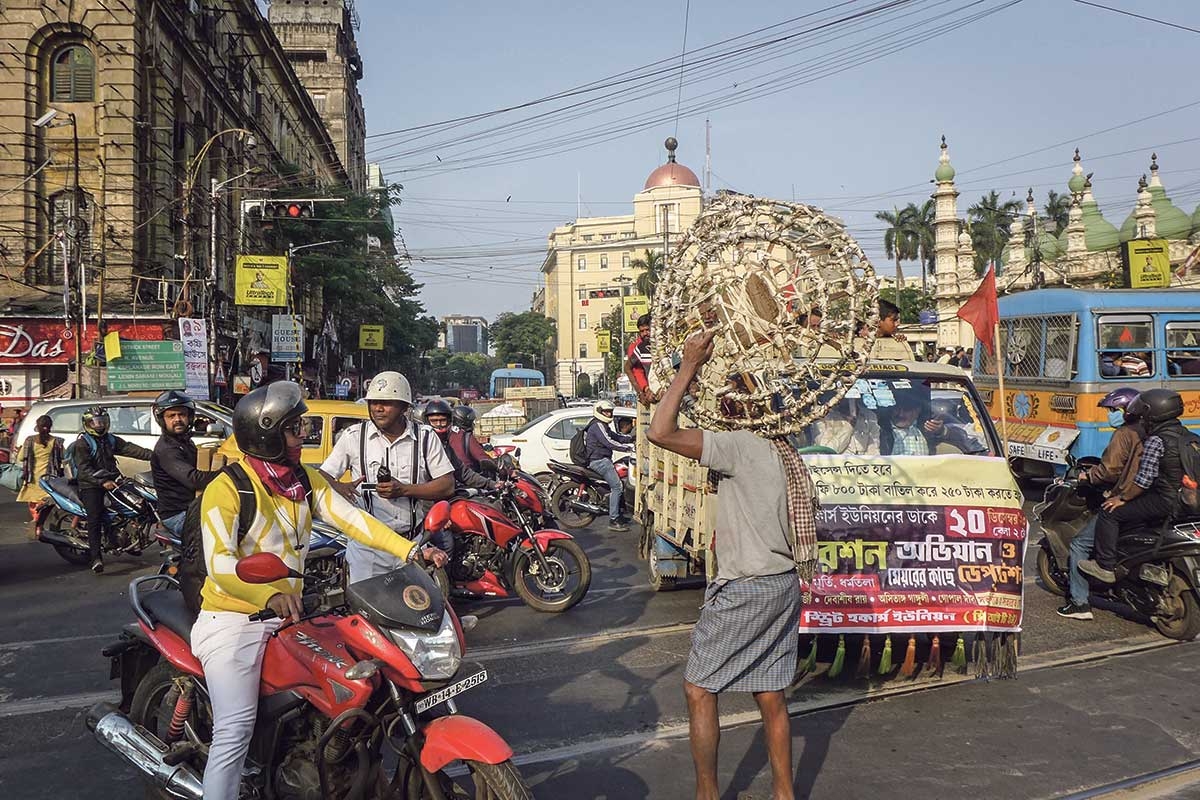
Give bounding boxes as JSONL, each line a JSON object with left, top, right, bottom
{"left": 932, "top": 136, "right": 962, "bottom": 346}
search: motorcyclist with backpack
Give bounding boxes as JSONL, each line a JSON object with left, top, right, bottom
{"left": 191, "top": 381, "right": 439, "bottom": 800}
{"left": 1081, "top": 388, "right": 1191, "bottom": 584}
{"left": 74, "top": 406, "right": 153, "bottom": 574}
{"left": 581, "top": 400, "right": 634, "bottom": 531}
{"left": 1057, "top": 388, "right": 1144, "bottom": 620}
{"left": 450, "top": 404, "right": 491, "bottom": 471}
{"left": 150, "top": 390, "right": 219, "bottom": 537}
{"left": 423, "top": 400, "right": 494, "bottom": 497}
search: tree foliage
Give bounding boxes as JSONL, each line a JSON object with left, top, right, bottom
{"left": 423, "top": 349, "right": 496, "bottom": 393}
{"left": 878, "top": 286, "right": 934, "bottom": 324}
{"left": 491, "top": 311, "right": 555, "bottom": 368}
{"left": 875, "top": 205, "right": 920, "bottom": 291}
{"left": 631, "top": 249, "right": 664, "bottom": 299}
{"left": 968, "top": 190, "right": 1022, "bottom": 275}
{"left": 1044, "top": 190, "right": 1071, "bottom": 236}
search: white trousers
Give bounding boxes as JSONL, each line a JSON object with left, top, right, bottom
{"left": 191, "top": 610, "right": 279, "bottom": 800}
{"left": 345, "top": 539, "right": 406, "bottom": 585}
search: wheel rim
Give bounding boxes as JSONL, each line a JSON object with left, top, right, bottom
{"left": 519, "top": 546, "right": 583, "bottom": 602}
{"left": 403, "top": 759, "right": 510, "bottom": 798}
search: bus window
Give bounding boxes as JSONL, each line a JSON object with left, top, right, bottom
{"left": 1166, "top": 322, "right": 1200, "bottom": 376}
{"left": 1007, "top": 318, "right": 1043, "bottom": 378}
{"left": 1097, "top": 315, "right": 1154, "bottom": 379}
{"left": 1044, "top": 319, "right": 1076, "bottom": 379}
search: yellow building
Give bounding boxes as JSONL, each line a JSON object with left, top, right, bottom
{"left": 540, "top": 138, "right": 703, "bottom": 394}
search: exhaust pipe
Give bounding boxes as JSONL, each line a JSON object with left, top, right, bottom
{"left": 569, "top": 499, "right": 607, "bottom": 515}
{"left": 87, "top": 703, "right": 203, "bottom": 799}
{"left": 38, "top": 528, "right": 86, "bottom": 550}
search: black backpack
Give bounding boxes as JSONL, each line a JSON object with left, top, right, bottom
{"left": 178, "top": 462, "right": 313, "bottom": 615}
{"left": 1178, "top": 430, "right": 1200, "bottom": 515}
{"left": 569, "top": 422, "right": 591, "bottom": 467}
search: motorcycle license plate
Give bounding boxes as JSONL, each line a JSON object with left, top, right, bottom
{"left": 415, "top": 667, "right": 488, "bottom": 713}
{"left": 1140, "top": 563, "right": 1170, "bottom": 587}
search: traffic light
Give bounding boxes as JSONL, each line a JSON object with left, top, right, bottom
{"left": 587, "top": 288, "right": 621, "bottom": 299}
{"left": 265, "top": 200, "right": 314, "bottom": 219}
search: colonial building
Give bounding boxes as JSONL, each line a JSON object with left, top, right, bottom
{"left": 932, "top": 138, "right": 1200, "bottom": 348}
{"left": 540, "top": 138, "right": 703, "bottom": 393}
{"left": 268, "top": 0, "right": 367, "bottom": 192}
{"left": 0, "top": 0, "right": 346, "bottom": 403}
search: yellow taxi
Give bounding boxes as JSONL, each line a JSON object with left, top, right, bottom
{"left": 210, "top": 400, "right": 369, "bottom": 470}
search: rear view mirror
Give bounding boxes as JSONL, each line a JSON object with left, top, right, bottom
{"left": 206, "top": 422, "right": 226, "bottom": 437}
{"left": 425, "top": 500, "right": 451, "bottom": 533}
{"left": 236, "top": 552, "right": 296, "bottom": 584}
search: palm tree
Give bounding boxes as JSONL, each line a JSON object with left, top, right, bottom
{"left": 1043, "top": 190, "right": 1070, "bottom": 235}
{"left": 875, "top": 205, "right": 919, "bottom": 293}
{"left": 631, "top": 248, "right": 664, "bottom": 298}
{"left": 905, "top": 199, "right": 937, "bottom": 295}
{"left": 967, "top": 191, "right": 1022, "bottom": 275}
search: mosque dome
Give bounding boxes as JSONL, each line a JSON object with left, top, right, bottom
{"left": 644, "top": 137, "right": 701, "bottom": 190}
{"left": 1120, "top": 155, "right": 1192, "bottom": 241}
{"left": 934, "top": 135, "right": 955, "bottom": 182}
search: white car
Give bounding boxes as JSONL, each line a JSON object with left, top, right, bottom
{"left": 489, "top": 406, "right": 636, "bottom": 485}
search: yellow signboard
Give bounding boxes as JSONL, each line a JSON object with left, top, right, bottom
{"left": 596, "top": 330, "right": 611, "bottom": 355}
{"left": 358, "top": 324, "right": 384, "bottom": 350}
{"left": 622, "top": 295, "right": 649, "bottom": 333}
{"left": 235, "top": 255, "right": 289, "bottom": 306}
{"left": 1126, "top": 239, "right": 1171, "bottom": 288}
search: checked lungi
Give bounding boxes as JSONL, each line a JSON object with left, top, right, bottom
{"left": 685, "top": 571, "right": 802, "bottom": 693}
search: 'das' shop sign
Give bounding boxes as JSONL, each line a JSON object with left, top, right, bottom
{"left": 235, "top": 255, "right": 289, "bottom": 307}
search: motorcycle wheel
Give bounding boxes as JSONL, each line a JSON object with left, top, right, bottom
{"left": 130, "top": 661, "right": 209, "bottom": 799}
{"left": 1153, "top": 574, "right": 1200, "bottom": 641}
{"left": 42, "top": 510, "right": 91, "bottom": 565}
{"left": 512, "top": 539, "right": 591, "bottom": 613}
{"left": 549, "top": 481, "right": 597, "bottom": 529}
{"left": 533, "top": 471, "right": 555, "bottom": 490}
{"left": 403, "top": 758, "right": 532, "bottom": 799}
{"left": 1036, "top": 547, "right": 1067, "bottom": 597}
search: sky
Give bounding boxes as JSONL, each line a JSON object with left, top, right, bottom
{"left": 349, "top": 0, "right": 1200, "bottom": 320}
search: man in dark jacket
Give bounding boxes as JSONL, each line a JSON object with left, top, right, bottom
{"left": 74, "top": 406, "right": 153, "bottom": 573}
{"left": 1082, "top": 389, "right": 1186, "bottom": 584}
{"left": 585, "top": 400, "right": 634, "bottom": 531}
{"left": 150, "top": 390, "right": 220, "bottom": 538}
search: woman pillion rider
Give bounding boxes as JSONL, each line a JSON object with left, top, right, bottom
{"left": 192, "top": 382, "right": 442, "bottom": 799}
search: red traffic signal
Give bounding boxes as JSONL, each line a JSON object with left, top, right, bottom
{"left": 264, "top": 200, "right": 314, "bottom": 219}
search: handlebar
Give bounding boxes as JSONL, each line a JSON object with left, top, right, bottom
{"left": 249, "top": 608, "right": 278, "bottom": 622}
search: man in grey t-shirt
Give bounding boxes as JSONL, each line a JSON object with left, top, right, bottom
{"left": 649, "top": 329, "right": 804, "bottom": 800}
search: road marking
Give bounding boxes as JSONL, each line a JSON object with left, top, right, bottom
{"left": 508, "top": 633, "right": 1181, "bottom": 769}
{"left": 0, "top": 633, "right": 111, "bottom": 651}
{"left": 0, "top": 691, "right": 112, "bottom": 719}
{"left": 472, "top": 621, "right": 696, "bottom": 661}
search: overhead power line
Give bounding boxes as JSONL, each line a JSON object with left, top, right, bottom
{"left": 1072, "top": 0, "right": 1200, "bottom": 36}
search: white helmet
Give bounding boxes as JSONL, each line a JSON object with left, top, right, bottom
{"left": 365, "top": 371, "right": 413, "bottom": 404}
{"left": 593, "top": 400, "right": 615, "bottom": 422}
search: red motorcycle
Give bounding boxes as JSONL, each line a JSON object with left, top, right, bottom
{"left": 445, "top": 456, "right": 591, "bottom": 613}
{"left": 86, "top": 504, "right": 532, "bottom": 799}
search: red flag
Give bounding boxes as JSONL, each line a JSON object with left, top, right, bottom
{"left": 956, "top": 266, "right": 999, "bottom": 355}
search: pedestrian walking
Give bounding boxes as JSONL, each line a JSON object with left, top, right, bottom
{"left": 16, "top": 415, "right": 65, "bottom": 537}
{"left": 649, "top": 329, "right": 817, "bottom": 800}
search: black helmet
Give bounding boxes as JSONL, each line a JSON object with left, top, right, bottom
{"left": 422, "top": 399, "right": 453, "bottom": 424}
{"left": 233, "top": 382, "right": 308, "bottom": 462}
{"left": 1126, "top": 388, "right": 1183, "bottom": 427}
{"left": 82, "top": 406, "right": 110, "bottom": 435}
{"left": 451, "top": 405, "right": 476, "bottom": 431}
{"left": 153, "top": 390, "right": 195, "bottom": 425}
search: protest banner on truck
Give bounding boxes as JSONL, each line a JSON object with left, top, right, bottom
{"left": 798, "top": 454, "right": 1026, "bottom": 634}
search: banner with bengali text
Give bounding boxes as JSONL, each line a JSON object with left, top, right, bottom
{"left": 798, "top": 454, "right": 1027, "bottom": 635}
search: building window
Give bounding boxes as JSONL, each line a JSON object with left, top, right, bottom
{"left": 578, "top": 314, "right": 587, "bottom": 330}
{"left": 50, "top": 45, "right": 95, "bottom": 102}
{"left": 577, "top": 256, "right": 586, "bottom": 270}
{"left": 579, "top": 344, "right": 588, "bottom": 359}
{"left": 623, "top": 232, "right": 635, "bottom": 239}
{"left": 311, "top": 92, "right": 327, "bottom": 114}
{"left": 622, "top": 253, "right": 631, "bottom": 269}
{"left": 602, "top": 233, "right": 613, "bottom": 241}
{"left": 655, "top": 203, "right": 680, "bottom": 234}
{"left": 577, "top": 289, "right": 587, "bottom": 300}
{"left": 582, "top": 234, "right": 593, "bottom": 242}
{"left": 600, "top": 254, "right": 608, "bottom": 269}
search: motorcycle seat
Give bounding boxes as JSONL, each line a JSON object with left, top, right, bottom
{"left": 548, "top": 460, "right": 604, "bottom": 483}
{"left": 42, "top": 476, "right": 81, "bottom": 506}
{"left": 142, "top": 589, "right": 197, "bottom": 647}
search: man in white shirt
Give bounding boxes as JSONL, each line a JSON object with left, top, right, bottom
{"left": 319, "top": 371, "right": 455, "bottom": 582}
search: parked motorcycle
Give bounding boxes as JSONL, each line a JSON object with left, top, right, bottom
{"left": 1035, "top": 460, "right": 1200, "bottom": 641}
{"left": 87, "top": 503, "right": 532, "bottom": 799}
{"left": 444, "top": 456, "right": 591, "bottom": 613}
{"left": 546, "top": 454, "right": 635, "bottom": 529}
{"left": 36, "top": 472, "right": 159, "bottom": 566}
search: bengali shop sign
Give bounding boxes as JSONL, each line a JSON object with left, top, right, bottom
{"left": 798, "top": 454, "right": 1027, "bottom": 635}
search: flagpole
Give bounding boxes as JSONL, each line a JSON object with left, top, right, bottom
{"left": 994, "top": 325, "right": 1010, "bottom": 457}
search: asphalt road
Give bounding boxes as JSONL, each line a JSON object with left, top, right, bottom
{"left": 0, "top": 486, "right": 1187, "bottom": 799}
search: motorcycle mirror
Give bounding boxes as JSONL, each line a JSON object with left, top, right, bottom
{"left": 513, "top": 448, "right": 522, "bottom": 459}
{"left": 478, "top": 458, "right": 498, "bottom": 475}
{"left": 236, "top": 552, "right": 297, "bottom": 584}
{"left": 460, "top": 614, "right": 479, "bottom": 632}
{"left": 424, "top": 500, "right": 451, "bottom": 533}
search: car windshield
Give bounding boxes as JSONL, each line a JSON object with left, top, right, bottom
{"left": 795, "top": 376, "right": 996, "bottom": 457}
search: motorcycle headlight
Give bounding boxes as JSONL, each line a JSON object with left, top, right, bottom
{"left": 385, "top": 611, "right": 462, "bottom": 680}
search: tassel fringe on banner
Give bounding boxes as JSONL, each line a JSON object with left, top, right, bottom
{"left": 998, "top": 632, "right": 1019, "bottom": 679}
{"left": 855, "top": 634, "right": 872, "bottom": 679}
{"left": 951, "top": 635, "right": 967, "bottom": 672}
{"left": 796, "top": 638, "right": 817, "bottom": 680}
{"left": 877, "top": 634, "right": 893, "bottom": 675}
{"left": 927, "top": 635, "right": 942, "bottom": 677}
{"left": 899, "top": 635, "right": 918, "bottom": 678}
{"left": 827, "top": 635, "right": 846, "bottom": 679}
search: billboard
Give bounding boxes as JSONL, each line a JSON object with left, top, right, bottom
{"left": 271, "top": 314, "right": 304, "bottom": 362}
{"left": 1124, "top": 239, "right": 1171, "bottom": 289}
{"left": 235, "top": 255, "right": 289, "bottom": 306}
{"left": 359, "top": 324, "right": 384, "bottom": 350}
{"left": 622, "top": 295, "right": 649, "bottom": 333}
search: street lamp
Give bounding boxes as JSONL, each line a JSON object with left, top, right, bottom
{"left": 206, "top": 166, "right": 261, "bottom": 399}
{"left": 285, "top": 239, "right": 341, "bottom": 384}
{"left": 34, "top": 108, "right": 85, "bottom": 395}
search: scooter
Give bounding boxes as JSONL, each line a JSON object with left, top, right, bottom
{"left": 546, "top": 454, "right": 635, "bottom": 529}
{"left": 443, "top": 456, "right": 591, "bottom": 613}
{"left": 87, "top": 504, "right": 532, "bottom": 799}
{"left": 36, "top": 472, "right": 159, "bottom": 566}
{"left": 1035, "top": 459, "right": 1200, "bottom": 640}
